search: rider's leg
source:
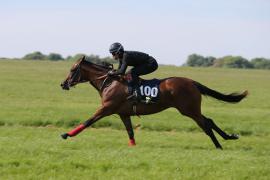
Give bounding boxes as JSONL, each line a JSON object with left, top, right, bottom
{"left": 130, "top": 69, "right": 140, "bottom": 98}
{"left": 127, "top": 61, "right": 158, "bottom": 98}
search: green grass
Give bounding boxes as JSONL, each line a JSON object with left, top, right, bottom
{"left": 0, "top": 60, "right": 270, "bottom": 179}
{"left": 0, "top": 126, "right": 269, "bottom": 180}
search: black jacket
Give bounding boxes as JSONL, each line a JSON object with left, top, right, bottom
{"left": 115, "top": 51, "right": 155, "bottom": 75}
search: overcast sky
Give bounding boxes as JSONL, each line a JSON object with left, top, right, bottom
{"left": 1, "top": 0, "right": 269, "bottom": 65}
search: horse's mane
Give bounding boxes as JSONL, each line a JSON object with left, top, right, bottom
{"left": 82, "top": 58, "right": 114, "bottom": 72}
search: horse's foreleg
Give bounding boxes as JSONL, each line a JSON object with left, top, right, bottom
{"left": 61, "top": 106, "right": 111, "bottom": 139}
{"left": 120, "top": 115, "right": 136, "bottom": 146}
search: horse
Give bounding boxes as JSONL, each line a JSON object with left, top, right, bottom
{"left": 60, "top": 56, "right": 248, "bottom": 149}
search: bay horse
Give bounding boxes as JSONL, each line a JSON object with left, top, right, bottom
{"left": 60, "top": 56, "right": 248, "bottom": 149}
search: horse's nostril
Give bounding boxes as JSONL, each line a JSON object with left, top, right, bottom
{"left": 61, "top": 82, "right": 65, "bottom": 87}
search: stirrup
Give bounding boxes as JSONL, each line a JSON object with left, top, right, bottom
{"left": 127, "top": 89, "right": 139, "bottom": 100}
{"left": 127, "top": 94, "right": 136, "bottom": 100}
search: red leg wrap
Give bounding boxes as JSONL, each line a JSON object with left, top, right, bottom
{"left": 67, "top": 124, "right": 86, "bottom": 137}
{"left": 128, "top": 139, "right": 136, "bottom": 146}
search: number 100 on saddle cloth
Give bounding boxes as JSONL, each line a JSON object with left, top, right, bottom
{"left": 136, "top": 79, "right": 161, "bottom": 103}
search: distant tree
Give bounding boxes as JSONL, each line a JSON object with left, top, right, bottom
{"left": 212, "top": 58, "right": 224, "bottom": 67}
{"left": 66, "top": 54, "right": 87, "bottom": 61}
{"left": 65, "top": 54, "right": 115, "bottom": 66}
{"left": 23, "top": 51, "right": 46, "bottom": 60}
{"left": 222, "top": 56, "right": 253, "bottom": 69}
{"left": 204, "top": 56, "right": 216, "bottom": 66}
{"left": 186, "top": 54, "right": 215, "bottom": 67}
{"left": 66, "top": 55, "right": 72, "bottom": 60}
{"left": 47, "top": 53, "right": 64, "bottom": 61}
{"left": 186, "top": 54, "right": 205, "bottom": 67}
{"left": 251, "top": 58, "right": 270, "bottom": 69}
{"left": 101, "top": 56, "right": 115, "bottom": 64}
{"left": 87, "top": 54, "right": 101, "bottom": 64}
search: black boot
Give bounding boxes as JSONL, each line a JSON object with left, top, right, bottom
{"left": 127, "top": 84, "right": 140, "bottom": 101}
{"left": 133, "top": 85, "right": 141, "bottom": 101}
{"left": 127, "top": 77, "right": 140, "bottom": 101}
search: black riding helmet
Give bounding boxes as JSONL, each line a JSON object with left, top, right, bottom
{"left": 109, "top": 42, "right": 124, "bottom": 55}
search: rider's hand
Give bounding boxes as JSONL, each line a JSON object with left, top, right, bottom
{"left": 107, "top": 70, "right": 116, "bottom": 76}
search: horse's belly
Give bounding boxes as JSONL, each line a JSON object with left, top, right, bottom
{"left": 117, "top": 103, "right": 169, "bottom": 116}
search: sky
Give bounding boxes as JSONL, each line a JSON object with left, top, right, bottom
{"left": 1, "top": 0, "right": 270, "bottom": 65}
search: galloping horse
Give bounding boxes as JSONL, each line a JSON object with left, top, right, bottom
{"left": 60, "top": 56, "right": 248, "bottom": 149}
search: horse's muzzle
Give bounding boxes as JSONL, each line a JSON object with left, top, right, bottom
{"left": 60, "top": 81, "right": 70, "bottom": 90}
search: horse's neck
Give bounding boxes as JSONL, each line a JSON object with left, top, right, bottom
{"left": 90, "top": 81, "right": 101, "bottom": 92}
{"left": 87, "top": 69, "right": 108, "bottom": 91}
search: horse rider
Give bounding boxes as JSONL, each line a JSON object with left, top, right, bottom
{"left": 108, "top": 42, "right": 158, "bottom": 99}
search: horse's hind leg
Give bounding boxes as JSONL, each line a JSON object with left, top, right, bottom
{"left": 203, "top": 115, "right": 239, "bottom": 140}
{"left": 174, "top": 83, "right": 222, "bottom": 149}
{"left": 192, "top": 115, "right": 223, "bottom": 149}
{"left": 178, "top": 107, "right": 223, "bottom": 149}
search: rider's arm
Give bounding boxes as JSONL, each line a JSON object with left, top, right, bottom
{"left": 117, "top": 60, "right": 122, "bottom": 70}
{"left": 114, "top": 59, "right": 127, "bottom": 75}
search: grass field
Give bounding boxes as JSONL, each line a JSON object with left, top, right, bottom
{"left": 0, "top": 60, "right": 270, "bottom": 179}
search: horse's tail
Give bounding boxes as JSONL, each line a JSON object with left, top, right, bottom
{"left": 193, "top": 81, "right": 248, "bottom": 103}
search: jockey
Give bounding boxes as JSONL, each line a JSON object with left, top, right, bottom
{"left": 108, "top": 42, "right": 158, "bottom": 98}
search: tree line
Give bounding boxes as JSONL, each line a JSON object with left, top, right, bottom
{"left": 184, "top": 54, "right": 270, "bottom": 70}
{"left": 0, "top": 51, "right": 115, "bottom": 64}
{"left": 1, "top": 51, "right": 270, "bottom": 70}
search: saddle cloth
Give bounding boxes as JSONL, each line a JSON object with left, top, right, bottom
{"left": 130, "top": 78, "right": 161, "bottom": 103}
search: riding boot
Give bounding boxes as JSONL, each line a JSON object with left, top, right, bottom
{"left": 127, "top": 76, "right": 140, "bottom": 101}
{"left": 133, "top": 84, "right": 141, "bottom": 100}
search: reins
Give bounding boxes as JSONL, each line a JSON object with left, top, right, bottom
{"left": 99, "top": 76, "right": 110, "bottom": 91}
{"left": 96, "top": 74, "right": 108, "bottom": 80}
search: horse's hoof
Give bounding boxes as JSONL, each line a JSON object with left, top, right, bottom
{"left": 128, "top": 139, "right": 136, "bottom": 146}
{"left": 230, "top": 134, "right": 239, "bottom": 139}
{"left": 217, "top": 146, "right": 223, "bottom": 150}
{"left": 128, "top": 143, "right": 136, "bottom": 147}
{"left": 61, "top": 133, "right": 69, "bottom": 139}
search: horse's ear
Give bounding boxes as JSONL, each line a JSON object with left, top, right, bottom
{"left": 81, "top": 55, "right": 86, "bottom": 61}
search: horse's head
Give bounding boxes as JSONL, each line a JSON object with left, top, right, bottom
{"left": 61, "top": 56, "right": 87, "bottom": 90}
{"left": 61, "top": 56, "right": 114, "bottom": 90}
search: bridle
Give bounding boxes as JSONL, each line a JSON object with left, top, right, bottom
{"left": 68, "top": 63, "right": 87, "bottom": 86}
{"left": 67, "top": 59, "right": 114, "bottom": 91}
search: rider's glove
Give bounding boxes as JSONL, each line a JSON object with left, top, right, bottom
{"left": 107, "top": 70, "right": 116, "bottom": 76}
